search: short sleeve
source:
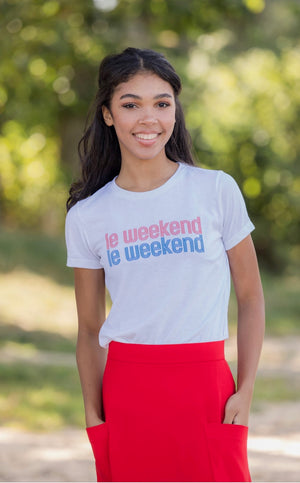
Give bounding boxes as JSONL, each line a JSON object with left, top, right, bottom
{"left": 217, "top": 171, "right": 255, "bottom": 251}
{"left": 65, "top": 203, "right": 104, "bottom": 269}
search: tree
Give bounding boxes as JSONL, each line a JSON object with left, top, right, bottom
{"left": 1, "top": 0, "right": 299, "bottom": 271}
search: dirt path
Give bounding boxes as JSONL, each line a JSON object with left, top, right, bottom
{"left": 248, "top": 401, "right": 300, "bottom": 481}
{"left": 0, "top": 336, "right": 299, "bottom": 482}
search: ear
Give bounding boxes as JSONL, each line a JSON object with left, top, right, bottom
{"left": 102, "top": 106, "right": 114, "bottom": 126}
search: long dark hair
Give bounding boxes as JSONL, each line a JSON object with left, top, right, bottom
{"left": 67, "top": 47, "right": 195, "bottom": 211}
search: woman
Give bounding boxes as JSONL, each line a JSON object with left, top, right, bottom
{"left": 65, "top": 47, "right": 265, "bottom": 482}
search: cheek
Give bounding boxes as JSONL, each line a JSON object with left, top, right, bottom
{"left": 115, "top": 112, "right": 140, "bottom": 131}
{"left": 166, "top": 115, "right": 176, "bottom": 132}
{"left": 165, "top": 108, "right": 176, "bottom": 126}
{"left": 112, "top": 116, "right": 133, "bottom": 137}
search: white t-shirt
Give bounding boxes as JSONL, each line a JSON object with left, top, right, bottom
{"left": 65, "top": 162, "right": 254, "bottom": 348}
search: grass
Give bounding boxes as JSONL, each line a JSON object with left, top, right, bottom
{"left": 260, "top": 271, "right": 300, "bottom": 335}
{"left": 0, "top": 226, "right": 299, "bottom": 430}
{"left": 228, "top": 271, "right": 300, "bottom": 335}
{"left": 0, "top": 324, "right": 76, "bottom": 353}
{"left": 0, "top": 363, "right": 84, "bottom": 431}
{"left": 0, "top": 227, "right": 73, "bottom": 286}
{"left": 252, "top": 376, "right": 300, "bottom": 406}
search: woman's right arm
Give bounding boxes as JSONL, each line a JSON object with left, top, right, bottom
{"left": 74, "top": 267, "right": 107, "bottom": 428}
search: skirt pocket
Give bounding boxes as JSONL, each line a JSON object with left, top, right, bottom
{"left": 205, "top": 423, "right": 251, "bottom": 482}
{"left": 86, "top": 423, "right": 111, "bottom": 482}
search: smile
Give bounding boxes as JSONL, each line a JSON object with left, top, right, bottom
{"left": 134, "top": 133, "right": 160, "bottom": 140}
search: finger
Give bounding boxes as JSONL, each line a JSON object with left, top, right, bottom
{"left": 223, "top": 415, "right": 234, "bottom": 424}
{"left": 223, "top": 409, "right": 236, "bottom": 424}
{"left": 232, "top": 413, "right": 249, "bottom": 426}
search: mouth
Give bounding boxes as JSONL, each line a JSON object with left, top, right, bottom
{"left": 134, "top": 133, "right": 160, "bottom": 140}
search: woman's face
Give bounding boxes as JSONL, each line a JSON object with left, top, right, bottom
{"left": 102, "top": 72, "right": 176, "bottom": 165}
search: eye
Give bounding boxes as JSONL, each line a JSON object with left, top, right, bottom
{"left": 157, "top": 102, "right": 170, "bottom": 108}
{"left": 122, "top": 103, "right": 137, "bottom": 109}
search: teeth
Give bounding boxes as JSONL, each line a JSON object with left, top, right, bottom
{"left": 135, "top": 133, "right": 158, "bottom": 140}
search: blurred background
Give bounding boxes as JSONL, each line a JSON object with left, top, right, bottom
{"left": 0, "top": 0, "right": 299, "bottom": 481}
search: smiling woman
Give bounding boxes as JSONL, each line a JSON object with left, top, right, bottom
{"left": 66, "top": 48, "right": 194, "bottom": 208}
{"left": 101, "top": 73, "right": 177, "bottom": 175}
{"left": 65, "top": 47, "right": 264, "bottom": 482}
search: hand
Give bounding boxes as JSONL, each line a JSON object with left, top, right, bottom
{"left": 86, "top": 414, "right": 105, "bottom": 428}
{"left": 223, "top": 390, "right": 252, "bottom": 426}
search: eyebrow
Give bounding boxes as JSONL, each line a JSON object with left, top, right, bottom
{"left": 119, "top": 93, "right": 173, "bottom": 100}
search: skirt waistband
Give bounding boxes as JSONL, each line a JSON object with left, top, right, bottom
{"left": 107, "top": 340, "right": 225, "bottom": 364}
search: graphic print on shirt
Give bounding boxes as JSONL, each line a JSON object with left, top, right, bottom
{"left": 105, "top": 216, "right": 205, "bottom": 266}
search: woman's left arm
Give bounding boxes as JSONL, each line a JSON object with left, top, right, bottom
{"left": 223, "top": 234, "right": 265, "bottom": 426}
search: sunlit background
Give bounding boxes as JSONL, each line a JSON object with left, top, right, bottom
{"left": 0, "top": 0, "right": 299, "bottom": 481}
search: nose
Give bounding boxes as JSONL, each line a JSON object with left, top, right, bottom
{"left": 138, "top": 108, "right": 158, "bottom": 125}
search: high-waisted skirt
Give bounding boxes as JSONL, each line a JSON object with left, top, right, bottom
{"left": 86, "top": 340, "right": 251, "bottom": 482}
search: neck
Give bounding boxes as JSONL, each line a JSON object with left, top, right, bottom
{"left": 115, "top": 157, "right": 178, "bottom": 192}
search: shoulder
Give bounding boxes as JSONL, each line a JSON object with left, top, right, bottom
{"left": 70, "top": 181, "right": 114, "bottom": 219}
{"left": 180, "top": 162, "right": 223, "bottom": 188}
{"left": 182, "top": 162, "right": 219, "bottom": 177}
{"left": 180, "top": 165, "right": 245, "bottom": 205}
{"left": 181, "top": 163, "right": 241, "bottom": 185}
{"left": 215, "top": 171, "right": 244, "bottom": 197}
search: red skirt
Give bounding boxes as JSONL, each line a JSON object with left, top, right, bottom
{"left": 86, "top": 340, "right": 251, "bottom": 482}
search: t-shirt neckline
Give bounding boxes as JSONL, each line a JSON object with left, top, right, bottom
{"left": 111, "top": 162, "right": 184, "bottom": 199}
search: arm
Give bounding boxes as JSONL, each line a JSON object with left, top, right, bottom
{"left": 74, "top": 267, "right": 108, "bottom": 428}
{"left": 223, "top": 234, "right": 265, "bottom": 425}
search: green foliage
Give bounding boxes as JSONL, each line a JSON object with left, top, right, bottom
{"left": 185, "top": 39, "right": 300, "bottom": 270}
{"left": 0, "top": 0, "right": 299, "bottom": 271}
